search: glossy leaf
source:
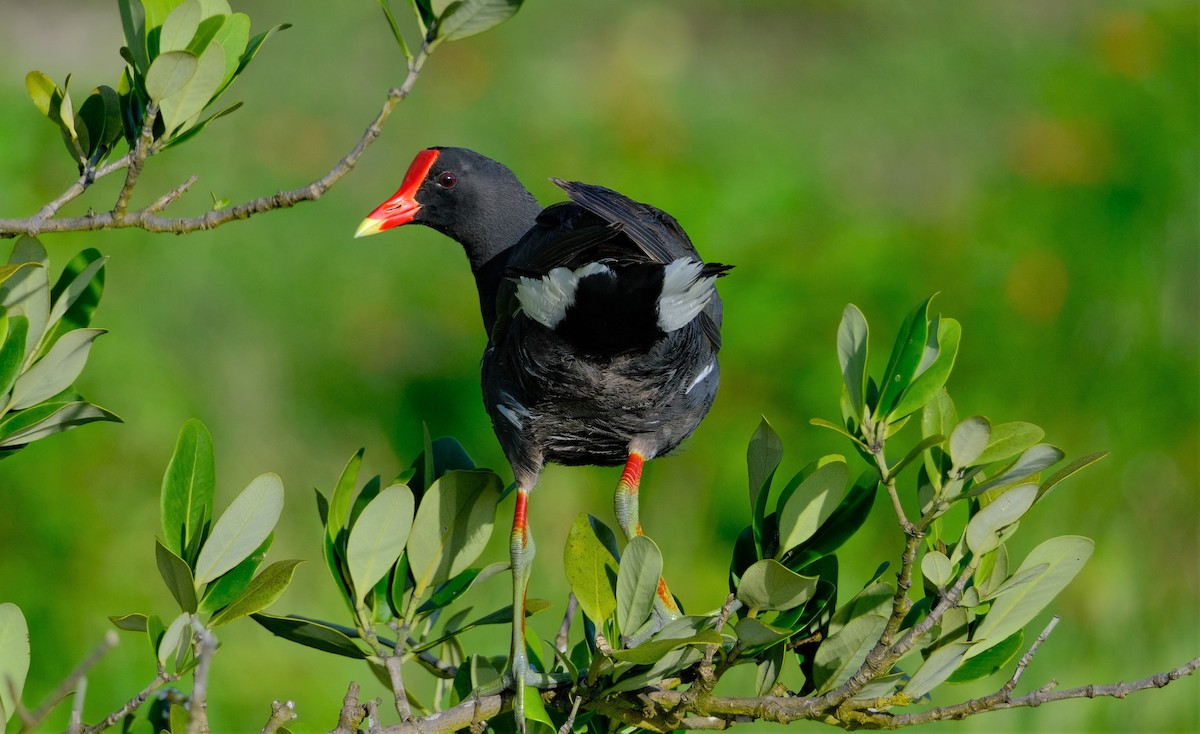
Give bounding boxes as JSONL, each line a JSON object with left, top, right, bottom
{"left": 974, "top": 422, "right": 1045, "bottom": 466}
{"left": 145, "top": 51, "right": 198, "bottom": 102}
{"left": 159, "top": 42, "right": 224, "bottom": 133}
{"left": 875, "top": 296, "right": 933, "bottom": 418}
{"left": 904, "top": 641, "right": 971, "bottom": 698}
{"left": 890, "top": 317, "right": 960, "bottom": 420}
{"left": 609, "top": 630, "right": 722, "bottom": 664}
{"left": 966, "top": 483, "right": 1038, "bottom": 555}
{"left": 160, "top": 418, "right": 215, "bottom": 559}
{"left": 734, "top": 617, "right": 793, "bottom": 648}
{"left": 198, "top": 533, "right": 272, "bottom": 613}
{"left": 9, "top": 328, "right": 104, "bottom": 410}
{"left": 777, "top": 457, "right": 848, "bottom": 554}
{"left": 1038, "top": 451, "right": 1108, "bottom": 500}
{"left": 417, "top": 561, "right": 508, "bottom": 613}
{"left": 0, "top": 603, "right": 29, "bottom": 725}
{"left": 435, "top": 0, "right": 524, "bottom": 42}
{"left": 921, "top": 551, "right": 953, "bottom": 588}
{"left": 194, "top": 472, "right": 284, "bottom": 584}
{"left": 616, "top": 535, "right": 663, "bottom": 635}
{"left": 108, "top": 613, "right": 149, "bottom": 632}
{"left": 118, "top": 0, "right": 150, "bottom": 71}
{"left": 837, "top": 304, "right": 869, "bottom": 417}
{"left": 737, "top": 559, "right": 818, "bottom": 611}
{"left": 564, "top": 513, "right": 619, "bottom": 623}
{"left": 949, "top": 416, "right": 990, "bottom": 468}
{"left": 747, "top": 417, "right": 783, "bottom": 513}
{"left": 966, "top": 444, "right": 1065, "bottom": 498}
{"left": 0, "top": 401, "right": 119, "bottom": 448}
{"left": 969, "top": 535, "right": 1093, "bottom": 656}
{"left": 347, "top": 484, "right": 415, "bottom": 600}
{"left": 186, "top": 15, "right": 226, "bottom": 56}
{"left": 156, "top": 539, "right": 198, "bottom": 613}
{"left": 46, "top": 249, "right": 105, "bottom": 351}
{"left": 406, "top": 469, "right": 502, "bottom": 592}
{"left": 251, "top": 613, "right": 367, "bottom": 658}
{"left": 327, "top": 449, "right": 363, "bottom": 543}
{"left": 948, "top": 630, "right": 1023, "bottom": 683}
{"left": 784, "top": 469, "right": 878, "bottom": 570}
{"left": 813, "top": 614, "right": 887, "bottom": 694}
{"left": 209, "top": 560, "right": 303, "bottom": 627}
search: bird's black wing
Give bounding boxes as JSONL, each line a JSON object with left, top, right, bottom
{"left": 551, "top": 179, "right": 702, "bottom": 265}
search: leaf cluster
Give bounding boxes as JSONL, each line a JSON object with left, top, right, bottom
{"left": 0, "top": 238, "right": 119, "bottom": 459}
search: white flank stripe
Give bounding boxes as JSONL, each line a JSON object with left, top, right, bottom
{"left": 658, "top": 258, "right": 716, "bottom": 333}
{"left": 686, "top": 361, "right": 716, "bottom": 394}
{"left": 516, "top": 262, "right": 611, "bottom": 329}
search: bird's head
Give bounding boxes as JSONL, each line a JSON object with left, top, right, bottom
{"left": 355, "top": 146, "right": 541, "bottom": 269}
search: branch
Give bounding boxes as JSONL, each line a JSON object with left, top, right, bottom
{"left": 0, "top": 46, "right": 432, "bottom": 238}
{"left": 186, "top": 619, "right": 218, "bottom": 734}
{"left": 261, "top": 700, "right": 298, "bottom": 734}
{"left": 19, "top": 631, "right": 118, "bottom": 732}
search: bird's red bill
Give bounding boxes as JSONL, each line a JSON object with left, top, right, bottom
{"left": 354, "top": 148, "right": 441, "bottom": 237}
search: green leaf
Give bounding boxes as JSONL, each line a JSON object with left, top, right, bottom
{"left": 777, "top": 457, "right": 848, "bottom": 554}
{"left": 156, "top": 539, "right": 198, "bottom": 613}
{"left": 327, "top": 449, "right": 363, "bottom": 543}
{"left": 24, "top": 71, "right": 61, "bottom": 120}
{"left": 974, "top": 422, "right": 1045, "bottom": 466}
{"left": 563, "top": 513, "right": 619, "bottom": 623}
{"left": 46, "top": 249, "right": 106, "bottom": 352}
{"left": 837, "top": 304, "right": 869, "bottom": 418}
{"left": 250, "top": 613, "right": 368, "bottom": 659}
{"left": 9, "top": 328, "right": 104, "bottom": 410}
{"left": 889, "top": 317, "right": 960, "bottom": 420}
{"left": 0, "top": 401, "right": 119, "bottom": 448}
{"left": 75, "top": 91, "right": 107, "bottom": 158}
{"left": 965, "top": 483, "right": 1038, "bottom": 555}
{"left": 874, "top": 296, "right": 933, "bottom": 418}
{"left": 417, "top": 561, "right": 508, "bottom": 613}
{"left": 186, "top": 15, "right": 227, "bottom": 56}
{"left": 160, "top": 418, "right": 215, "bottom": 560}
{"left": 737, "top": 559, "right": 818, "bottom": 611}
{"left": 1038, "top": 451, "right": 1108, "bottom": 501}
{"left": 734, "top": 617, "right": 793, "bottom": 648}
{"left": 922, "top": 387, "right": 958, "bottom": 440}
{"left": 783, "top": 469, "right": 878, "bottom": 570}
{"left": 609, "top": 630, "right": 722, "bottom": 664}
{"left": 194, "top": 472, "right": 284, "bottom": 585}
{"left": 157, "top": 612, "right": 190, "bottom": 666}
{"left": 828, "top": 581, "right": 892, "bottom": 637}
{"left": 407, "top": 469, "right": 502, "bottom": 593}
{"left": 347, "top": 484, "right": 415, "bottom": 600}
{"left": 211, "top": 13, "right": 250, "bottom": 86}
{"left": 969, "top": 536, "right": 1093, "bottom": 656}
{"left": 209, "top": 560, "right": 304, "bottom": 627}
{"left": 435, "top": 0, "right": 524, "bottom": 42}
{"left": 236, "top": 23, "right": 292, "bottom": 78}
{"left": 948, "top": 630, "right": 1023, "bottom": 683}
{"left": 891, "top": 433, "right": 945, "bottom": 478}
{"left": 966, "top": 444, "right": 1065, "bottom": 498}
{"left": 921, "top": 551, "right": 953, "bottom": 588}
{"left": 747, "top": 417, "right": 783, "bottom": 527}
{"left": 198, "top": 533, "right": 272, "bottom": 613}
{"left": 0, "top": 603, "right": 29, "bottom": 725}
{"left": 159, "top": 42, "right": 225, "bottom": 134}
{"left": 408, "top": 599, "right": 553, "bottom": 654}
{"left": 977, "top": 562, "right": 1048, "bottom": 604}
{"left": 145, "top": 50, "right": 198, "bottom": 102}
{"left": 108, "top": 613, "right": 149, "bottom": 632}
{"left": 0, "top": 315, "right": 27, "bottom": 401}
{"left": 169, "top": 704, "right": 189, "bottom": 734}
{"left": 949, "top": 416, "right": 990, "bottom": 468}
{"left": 616, "top": 535, "right": 663, "bottom": 636}
{"left": 1, "top": 239, "right": 50, "bottom": 367}
{"left": 605, "top": 645, "right": 703, "bottom": 694}
{"left": 903, "top": 641, "right": 971, "bottom": 698}
{"left": 813, "top": 614, "right": 888, "bottom": 694}
{"left": 159, "top": 0, "right": 202, "bottom": 53}
{"left": 118, "top": 0, "right": 150, "bottom": 72}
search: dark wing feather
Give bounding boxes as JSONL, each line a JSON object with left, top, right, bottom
{"left": 551, "top": 179, "right": 701, "bottom": 264}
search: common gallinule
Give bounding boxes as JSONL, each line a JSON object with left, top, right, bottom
{"left": 356, "top": 147, "right": 730, "bottom": 728}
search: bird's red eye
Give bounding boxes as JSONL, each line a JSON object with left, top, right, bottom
{"left": 436, "top": 171, "right": 457, "bottom": 189}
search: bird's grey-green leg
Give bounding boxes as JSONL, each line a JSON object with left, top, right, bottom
{"left": 614, "top": 452, "right": 681, "bottom": 619}
{"left": 508, "top": 484, "right": 535, "bottom": 732}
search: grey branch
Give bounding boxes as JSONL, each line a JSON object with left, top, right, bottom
{"left": 0, "top": 48, "right": 432, "bottom": 239}
{"left": 18, "top": 631, "right": 117, "bottom": 733}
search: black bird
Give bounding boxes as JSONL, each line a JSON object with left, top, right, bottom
{"left": 356, "top": 147, "right": 731, "bottom": 728}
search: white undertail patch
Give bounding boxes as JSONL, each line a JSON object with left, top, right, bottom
{"left": 516, "top": 262, "right": 612, "bottom": 329}
{"left": 658, "top": 258, "right": 718, "bottom": 333}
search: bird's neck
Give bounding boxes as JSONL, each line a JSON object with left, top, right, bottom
{"left": 460, "top": 188, "right": 542, "bottom": 333}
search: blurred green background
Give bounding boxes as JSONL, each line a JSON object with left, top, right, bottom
{"left": 0, "top": 1, "right": 1196, "bottom": 731}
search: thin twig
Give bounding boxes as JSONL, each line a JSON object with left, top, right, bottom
{"left": 145, "top": 176, "right": 199, "bottom": 214}
{"left": 1, "top": 50, "right": 432, "bottom": 238}
{"left": 186, "top": 619, "right": 217, "bottom": 734}
{"left": 81, "top": 671, "right": 176, "bottom": 734}
{"left": 20, "top": 631, "right": 118, "bottom": 732}
{"left": 112, "top": 104, "right": 159, "bottom": 218}
{"left": 556, "top": 593, "right": 579, "bottom": 653}
{"left": 68, "top": 675, "right": 87, "bottom": 734}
